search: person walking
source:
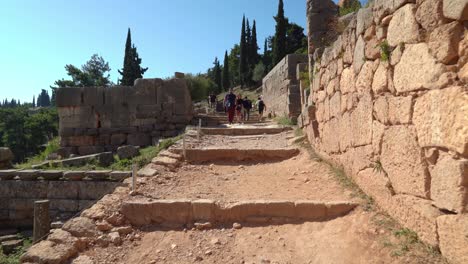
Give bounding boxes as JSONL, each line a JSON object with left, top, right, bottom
{"left": 209, "top": 93, "right": 217, "bottom": 109}
{"left": 235, "top": 95, "right": 244, "bottom": 123}
{"left": 256, "top": 96, "right": 266, "bottom": 121}
{"left": 242, "top": 96, "right": 252, "bottom": 121}
{"left": 224, "top": 89, "right": 237, "bottom": 124}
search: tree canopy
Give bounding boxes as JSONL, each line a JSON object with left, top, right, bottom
{"left": 118, "top": 28, "right": 148, "bottom": 86}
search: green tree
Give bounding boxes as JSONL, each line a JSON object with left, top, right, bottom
{"left": 52, "top": 54, "right": 112, "bottom": 88}
{"left": 340, "top": 0, "right": 362, "bottom": 16}
{"left": 250, "top": 20, "right": 260, "bottom": 68}
{"left": 286, "top": 23, "right": 307, "bottom": 54}
{"left": 37, "top": 89, "right": 51, "bottom": 107}
{"left": 239, "top": 15, "right": 248, "bottom": 87}
{"left": 32, "top": 96, "right": 35, "bottom": 108}
{"left": 222, "top": 51, "right": 230, "bottom": 90}
{"left": 213, "top": 57, "right": 222, "bottom": 93}
{"left": 185, "top": 73, "right": 217, "bottom": 101}
{"left": 228, "top": 44, "right": 241, "bottom": 86}
{"left": 252, "top": 62, "right": 266, "bottom": 82}
{"left": 118, "top": 28, "right": 148, "bottom": 86}
{"left": 272, "top": 0, "right": 288, "bottom": 65}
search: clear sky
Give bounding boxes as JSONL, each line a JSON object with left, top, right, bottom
{"left": 0, "top": 0, "right": 364, "bottom": 102}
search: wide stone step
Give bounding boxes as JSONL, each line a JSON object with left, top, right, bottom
{"left": 121, "top": 199, "right": 358, "bottom": 227}
{"left": 172, "top": 148, "right": 299, "bottom": 162}
{"left": 199, "top": 127, "right": 292, "bottom": 136}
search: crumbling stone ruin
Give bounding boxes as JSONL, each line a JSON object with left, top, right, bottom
{"left": 299, "top": 0, "right": 468, "bottom": 263}
{"left": 262, "top": 54, "right": 308, "bottom": 119}
{"left": 56, "top": 75, "right": 193, "bottom": 157}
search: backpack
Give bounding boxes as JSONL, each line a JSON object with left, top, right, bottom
{"left": 225, "top": 93, "right": 236, "bottom": 108}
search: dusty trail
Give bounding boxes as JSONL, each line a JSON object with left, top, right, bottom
{"left": 75, "top": 122, "right": 445, "bottom": 264}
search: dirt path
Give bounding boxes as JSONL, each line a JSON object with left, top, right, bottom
{"left": 75, "top": 124, "right": 446, "bottom": 264}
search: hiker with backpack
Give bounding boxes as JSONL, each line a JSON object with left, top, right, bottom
{"left": 224, "top": 89, "right": 237, "bottom": 125}
{"left": 256, "top": 96, "right": 266, "bottom": 121}
{"left": 242, "top": 96, "right": 252, "bottom": 121}
{"left": 209, "top": 93, "right": 217, "bottom": 109}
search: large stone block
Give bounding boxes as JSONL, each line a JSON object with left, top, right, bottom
{"left": 355, "top": 60, "right": 379, "bottom": 92}
{"left": 150, "top": 199, "right": 192, "bottom": 224}
{"left": 50, "top": 199, "right": 79, "bottom": 212}
{"left": 372, "top": 62, "right": 388, "bottom": 94}
{"left": 437, "top": 214, "right": 468, "bottom": 264}
{"left": 356, "top": 169, "right": 393, "bottom": 208}
{"left": 372, "top": 0, "right": 412, "bottom": 22}
{"left": 381, "top": 126, "right": 429, "bottom": 198}
{"left": 351, "top": 92, "right": 373, "bottom": 146}
{"left": 442, "top": 0, "right": 468, "bottom": 21}
{"left": 430, "top": 152, "right": 468, "bottom": 213}
{"left": 77, "top": 182, "right": 119, "bottom": 200}
{"left": 56, "top": 88, "right": 82, "bottom": 107}
{"left": 329, "top": 92, "right": 341, "bottom": 119}
{"left": 394, "top": 43, "right": 446, "bottom": 93}
{"left": 127, "top": 133, "right": 151, "bottom": 147}
{"left": 353, "top": 36, "right": 366, "bottom": 74}
{"left": 413, "top": 86, "right": 468, "bottom": 156}
{"left": 339, "top": 67, "right": 355, "bottom": 94}
{"left": 47, "top": 182, "right": 79, "bottom": 199}
{"left": 372, "top": 120, "right": 386, "bottom": 154}
{"left": 428, "top": 21, "right": 464, "bottom": 64}
{"left": 387, "top": 4, "right": 420, "bottom": 46}
{"left": 356, "top": 7, "right": 373, "bottom": 36}
{"left": 192, "top": 199, "right": 215, "bottom": 222}
{"left": 415, "top": 0, "right": 446, "bottom": 31}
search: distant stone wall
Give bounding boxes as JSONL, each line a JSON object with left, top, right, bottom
{"left": 262, "top": 54, "right": 308, "bottom": 119}
{"left": 301, "top": 0, "right": 468, "bottom": 263}
{"left": 0, "top": 169, "right": 125, "bottom": 228}
{"left": 57, "top": 77, "right": 193, "bottom": 157}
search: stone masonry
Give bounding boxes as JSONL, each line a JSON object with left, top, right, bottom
{"left": 300, "top": 0, "right": 468, "bottom": 263}
{"left": 56, "top": 75, "right": 193, "bottom": 157}
{"left": 262, "top": 54, "right": 308, "bottom": 120}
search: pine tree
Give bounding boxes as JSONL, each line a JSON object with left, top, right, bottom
{"left": 222, "top": 51, "right": 230, "bottom": 90}
{"left": 273, "top": 0, "right": 288, "bottom": 65}
{"left": 239, "top": 15, "right": 247, "bottom": 87}
{"left": 118, "top": 28, "right": 148, "bottom": 86}
{"left": 32, "top": 96, "right": 35, "bottom": 108}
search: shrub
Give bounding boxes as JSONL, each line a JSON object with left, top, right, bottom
{"left": 339, "top": 0, "right": 362, "bottom": 16}
{"left": 379, "top": 40, "right": 391, "bottom": 62}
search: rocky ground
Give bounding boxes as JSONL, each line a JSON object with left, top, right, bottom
{"left": 21, "top": 122, "right": 447, "bottom": 264}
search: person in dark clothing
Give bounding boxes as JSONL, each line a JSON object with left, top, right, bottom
{"left": 209, "top": 93, "right": 217, "bottom": 109}
{"left": 256, "top": 97, "right": 266, "bottom": 121}
{"left": 224, "top": 89, "right": 237, "bottom": 124}
{"left": 242, "top": 96, "right": 252, "bottom": 121}
{"left": 235, "top": 95, "right": 244, "bottom": 123}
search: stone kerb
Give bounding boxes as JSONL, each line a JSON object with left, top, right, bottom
{"left": 120, "top": 199, "right": 358, "bottom": 226}
{"left": 56, "top": 77, "right": 193, "bottom": 157}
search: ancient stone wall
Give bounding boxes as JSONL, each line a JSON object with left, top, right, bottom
{"left": 262, "top": 54, "right": 308, "bottom": 119}
{"left": 301, "top": 0, "right": 468, "bottom": 263}
{"left": 0, "top": 169, "right": 125, "bottom": 228}
{"left": 57, "top": 76, "right": 193, "bottom": 157}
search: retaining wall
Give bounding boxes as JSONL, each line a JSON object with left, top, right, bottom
{"left": 300, "top": 1, "right": 468, "bottom": 263}
{"left": 0, "top": 170, "right": 127, "bottom": 228}
{"left": 56, "top": 76, "right": 193, "bottom": 157}
{"left": 262, "top": 54, "right": 308, "bottom": 119}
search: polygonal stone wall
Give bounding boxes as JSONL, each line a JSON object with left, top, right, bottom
{"left": 301, "top": 0, "right": 468, "bottom": 263}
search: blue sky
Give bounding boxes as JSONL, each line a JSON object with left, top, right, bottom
{"left": 0, "top": 0, "right": 364, "bottom": 102}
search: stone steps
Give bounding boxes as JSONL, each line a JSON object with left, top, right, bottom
{"left": 199, "top": 127, "right": 292, "bottom": 136}
{"left": 171, "top": 148, "right": 299, "bottom": 163}
{"left": 121, "top": 198, "right": 359, "bottom": 227}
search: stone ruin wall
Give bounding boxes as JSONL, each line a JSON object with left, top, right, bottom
{"left": 57, "top": 77, "right": 193, "bottom": 157}
{"left": 300, "top": 0, "right": 468, "bottom": 263}
{"left": 0, "top": 176, "right": 121, "bottom": 228}
{"left": 262, "top": 54, "right": 308, "bottom": 120}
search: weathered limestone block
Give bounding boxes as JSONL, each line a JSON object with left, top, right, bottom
{"left": 50, "top": 199, "right": 79, "bottom": 212}
{"left": 339, "top": 112, "right": 352, "bottom": 151}
{"left": 388, "top": 195, "right": 442, "bottom": 247}
{"left": 381, "top": 126, "right": 429, "bottom": 198}
{"left": 47, "top": 182, "right": 79, "bottom": 199}
{"left": 353, "top": 36, "right": 366, "bottom": 74}
{"left": 387, "top": 4, "right": 420, "bottom": 47}
{"left": 77, "top": 182, "right": 120, "bottom": 200}
{"left": 20, "top": 240, "right": 78, "bottom": 264}
{"left": 329, "top": 92, "right": 341, "bottom": 119}
{"left": 151, "top": 199, "right": 192, "bottom": 224}
{"left": 117, "top": 145, "right": 140, "bottom": 160}
{"left": 349, "top": 145, "right": 374, "bottom": 174}
{"left": 192, "top": 199, "right": 215, "bottom": 222}
{"left": 387, "top": 95, "right": 413, "bottom": 125}
{"left": 437, "top": 214, "right": 468, "bottom": 264}
{"left": 365, "top": 37, "right": 381, "bottom": 60}
{"left": 340, "top": 67, "right": 356, "bottom": 94}
{"left": 415, "top": 0, "right": 447, "bottom": 31}
{"left": 56, "top": 88, "right": 82, "bottom": 107}
{"left": 430, "top": 152, "right": 468, "bottom": 213}
{"left": 372, "top": 0, "right": 413, "bottom": 22}
{"left": 326, "top": 78, "right": 338, "bottom": 96}
{"left": 356, "top": 7, "right": 373, "bottom": 36}
{"left": 356, "top": 60, "right": 379, "bottom": 92}
{"left": 394, "top": 43, "right": 446, "bottom": 93}
{"left": 428, "top": 21, "right": 464, "bottom": 64}
{"left": 372, "top": 61, "right": 388, "bottom": 94}
{"left": 356, "top": 168, "right": 393, "bottom": 208}
{"left": 294, "top": 201, "right": 327, "bottom": 219}
{"left": 62, "top": 216, "right": 101, "bottom": 237}
{"left": 324, "top": 96, "right": 330, "bottom": 121}
{"left": 442, "top": 0, "right": 468, "bottom": 21}
{"left": 372, "top": 120, "right": 386, "bottom": 154}
{"left": 351, "top": 92, "right": 373, "bottom": 146}
{"left": 413, "top": 86, "right": 468, "bottom": 155}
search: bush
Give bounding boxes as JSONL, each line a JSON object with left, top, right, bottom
{"left": 275, "top": 116, "right": 297, "bottom": 126}
{"left": 252, "top": 62, "right": 266, "bottom": 82}
{"left": 339, "top": 0, "right": 362, "bottom": 16}
{"left": 379, "top": 40, "right": 391, "bottom": 62}
{"left": 185, "top": 74, "right": 217, "bottom": 101}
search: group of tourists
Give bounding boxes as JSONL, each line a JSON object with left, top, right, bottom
{"left": 223, "top": 88, "right": 266, "bottom": 125}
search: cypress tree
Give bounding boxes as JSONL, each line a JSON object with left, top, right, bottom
{"left": 213, "top": 57, "right": 222, "bottom": 94}
{"left": 251, "top": 20, "right": 259, "bottom": 67}
{"left": 32, "top": 95, "right": 35, "bottom": 107}
{"left": 239, "top": 15, "right": 247, "bottom": 87}
{"left": 222, "top": 51, "right": 230, "bottom": 90}
{"left": 273, "top": 0, "right": 288, "bottom": 65}
{"left": 118, "top": 28, "right": 148, "bottom": 86}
